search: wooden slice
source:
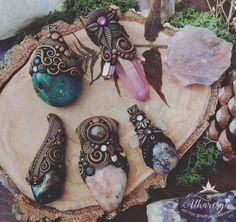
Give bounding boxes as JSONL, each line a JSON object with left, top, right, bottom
{"left": 0, "top": 10, "right": 221, "bottom": 222}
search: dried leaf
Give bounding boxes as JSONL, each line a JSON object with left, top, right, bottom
{"left": 101, "top": 27, "right": 112, "bottom": 49}
{"left": 89, "top": 52, "right": 100, "bottom": 84}
{"left": 144, "top": 0, "right": 163, "bottom": 42}
{"left": 72, "top": 34, "right": 100, "bottom": 83}
{"left": 90, "top": 60, "right": 104, "bottom": 85}
{"left": 142, "top": 47, "right": 168, "bottom": 105}
{"left": 114, "top": 71, "right": 121, "bottom": 97}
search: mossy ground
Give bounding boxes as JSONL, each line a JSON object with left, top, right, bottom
{"left": 169, "top": 7, "right": 236, "bottom": 44}
{"left": 168, "top": 134, "right": 222, "bottom": 187}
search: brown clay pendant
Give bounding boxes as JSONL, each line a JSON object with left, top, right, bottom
{"left": 84, "top": 7, "right": 150, "bottom": 101}
{"left": 76, "top": 116, "right": 128, "bottom": 213}
{"left": 127, "top": 105, "right": 178, "bottom": 174}
{"left": 29, "top": 25, "right": 84, "bottom": 107}
{"left": 26, "top": 114, "right": 66, "bottom": 204}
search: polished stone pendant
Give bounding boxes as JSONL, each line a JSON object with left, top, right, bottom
{"left": 26, "top": 114, "right": 66, "bottom": 204}
{"left": 127, "top": 105, "right": 178, "bottom": 174}
{"left": 76, "top": 116, "right": 128, "bottom": 213}
{"left": 29, "top": 25, "right": 83, "bottom": 107}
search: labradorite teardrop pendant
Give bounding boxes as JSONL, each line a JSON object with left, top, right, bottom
{"left": 29, "top": 25, "right": 83, "bottom": 107}
{"left": 26, "top": 114, "right": 66, "bottom": 204}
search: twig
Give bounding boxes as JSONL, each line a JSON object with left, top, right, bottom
{"left": 206, "top": 0, "right": 236, "bottom": 31}
{"left": 134, "top": 44, "right": 168, "bottom": 48}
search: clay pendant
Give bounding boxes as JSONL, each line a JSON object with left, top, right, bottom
{"left": 26, "top": 114, "right": 66, "bottom": 204}
{"left": 127, "top": 105, "right": 178, "bottom": 174}
{"left": 29, "top": 25, "right": 83, "bottom": 107}
{"left": 76, "top": 116, "right": 128, "bottom": 213}
{"left": 85, "top": 7, "right": 150, "bottom": 101}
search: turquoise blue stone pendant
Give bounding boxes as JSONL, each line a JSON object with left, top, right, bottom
{"left": 26, "top": 114, "right": 66, "bottom": 204}
{"left": 29, "top": 25, "right": 83, "bottom": 107}
{"left": 32, "top": 72, "right": 82, "bottom": 107}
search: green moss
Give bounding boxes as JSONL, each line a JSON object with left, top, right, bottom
{"left": 46, "top": 0, "right": 137, "bottom": 24}
{"left": 169, "top": 134, "right": 222, "bottom": 187}
{"left": 169, "top": 7, "right": 236, "bottom": 44}
{"left": 63, "top": 0, "right": 137, "bottom": 18}
{"left": 15, "top": 0, "right": 137, "bottom": 43}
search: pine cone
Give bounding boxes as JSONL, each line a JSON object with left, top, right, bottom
{"left": 207, "top": 69, "right": 236, "bottom": 163}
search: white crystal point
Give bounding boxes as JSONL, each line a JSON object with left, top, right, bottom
{"left": 128, "top": 134, "right": 140, "bottom": 149}
{"left": 85, "top": 165, "right": 127, "bottom": 213}
{"left": 163, "top": 25, "right": 233, "bottom": 86}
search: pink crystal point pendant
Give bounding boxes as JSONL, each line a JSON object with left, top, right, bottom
{"left": 85, "top": 7, "right": 150, "bottom": 101}
{"left": 76, "top": 116, "right": 128, "bottom": 213}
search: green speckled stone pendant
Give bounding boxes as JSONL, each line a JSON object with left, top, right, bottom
{"left": 29, "top": 25, "right": 83, "bottom": 107}
{"left": 26, "top": 114, "right": 66, "bottom": 204}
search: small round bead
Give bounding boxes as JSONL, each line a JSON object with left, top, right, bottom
{"left": 64, "top": 50, "right": 72, "bottom": 57}
{"left": 51, "top": 32, "right": 60, "bottom": 40}
{"left": 32, "top": 66, "right": 38, "bottom": 72}
{"left": 136, "top": 115, "right": 143, "bottom": 121}
{"left": 86, "top": 166, "right": 95, "bottom": 176}
{"left": 59, "top": 46, "right": 65, "bottom": 52}
{"left": 82, "top": 162, "right": 88, "bottom": 167}
{"left": 38, "top": 64, "right": 46, "bottom": 72}
{"left": 33, "top": 58, "right": 41, "bottom": 65}
{"left": 112, "top": 49, "right": 118, "bottom": 54}
{"left": 101, "top": 145, "right": 107, "bottom": 152}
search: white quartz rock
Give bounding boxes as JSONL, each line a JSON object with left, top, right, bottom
{"left": 85, "top": 165, "right": 127, "bottom": 213}
{"left": 137, "top": 0, "right": 177, "bottom": 22}
{"left": 0, "top": 0, "right": 64, "bottom": 40}
{"left": 164, "top": 25, "right": 233, "bottom": 86}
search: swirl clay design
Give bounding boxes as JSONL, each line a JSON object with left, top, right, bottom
{"left": 26, "top": 114, "right": 66, "bottom": 204}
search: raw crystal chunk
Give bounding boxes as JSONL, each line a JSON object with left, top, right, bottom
{"left": 164, "top": 26, "right": 233, "bottom": 86}
{"left": 86, "top": 165, "right": 127, "bottom": 213}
